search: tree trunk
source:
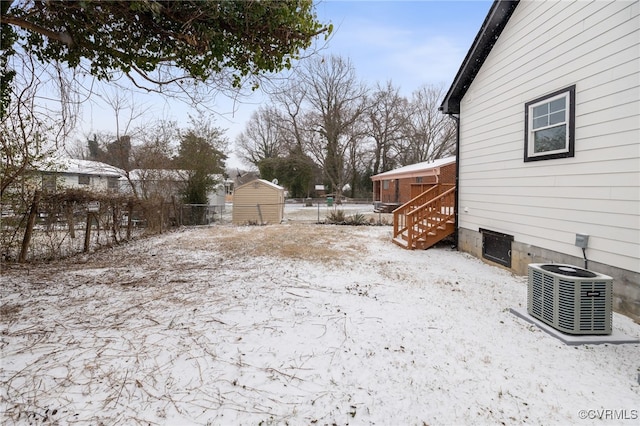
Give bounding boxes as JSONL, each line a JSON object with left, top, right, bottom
{"left": 19, "top": 191, "right": 40, "bottom": 263}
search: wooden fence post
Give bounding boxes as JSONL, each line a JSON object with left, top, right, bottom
{"left": 257, "top": 204, "right": 263, "bottom": 225}
{"left": 160, "top": 198, "right": 165, "bottom": 233}
{"left": 126, "top": 201, "right": 133, "bottom": 240}
{"left": 111, "top": 202, "right": 119, "bottom": 244}
{"left": 19, "top": 191, "right": 40, "bottom": 263}
{"left": 84, "top": 212, "right": 93, "bottom": 252}
{"left": 66, "top": 202, "right": 76, "bottom": 239}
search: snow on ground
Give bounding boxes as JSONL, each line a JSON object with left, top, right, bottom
{"left": 1, "top": 203, "right": 639, "bottom": 425}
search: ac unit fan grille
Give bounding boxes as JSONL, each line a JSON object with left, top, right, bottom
{"left": 557, "top": 279, "right": 576, "bottom": 330}
{"left": 579, "top": 282, "right": 609, "bottom": 331}
{"left": 542, "top": 274, "right": 554, "bottom": 323}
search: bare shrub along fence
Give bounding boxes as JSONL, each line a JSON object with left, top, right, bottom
{"left": 0, "top": 189, "right": 210, "bottom": 263}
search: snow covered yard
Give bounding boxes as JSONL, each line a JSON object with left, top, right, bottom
{"left": 1, "top": 218, "right": 639, "bottom": 425}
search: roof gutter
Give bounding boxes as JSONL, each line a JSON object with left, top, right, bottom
{"left": 451, "top": 114, "right": 460, "bottom": 249}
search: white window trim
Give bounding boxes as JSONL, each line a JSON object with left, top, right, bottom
{"left": 527, "top": 91, "right": 570, "bottom": 157}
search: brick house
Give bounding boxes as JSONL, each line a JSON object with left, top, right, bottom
{"left": 371, "top": 156, "right": 456, "bottom": 210}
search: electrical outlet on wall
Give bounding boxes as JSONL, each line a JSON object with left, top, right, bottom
{"left": 575, "top": 233, "right": 589, "bottom": 249}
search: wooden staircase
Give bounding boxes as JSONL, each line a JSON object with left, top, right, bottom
{"left": 392, "top": 184, "right": 456, "bottom": 250}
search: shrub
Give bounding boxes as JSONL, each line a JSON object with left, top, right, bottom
{"left": 347, "top": 212, "right": 367, "bottom": 225}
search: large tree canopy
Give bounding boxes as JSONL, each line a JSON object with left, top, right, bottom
{"left": 1, "top": 0, "right": 330, "bottom": 100}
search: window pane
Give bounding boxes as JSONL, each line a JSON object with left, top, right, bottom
{"left": 533, "top": 116, "right": 548, "bottom": 129}
{"left": 532, "top": 104, "right": 548, "bottom": 119}
{"left": 534, "top": 125, "right": 566, "bottom": 153}
{"left": 549, "top": 110, "right": 565, "bottom": 125}
{"left": 549, "top": 97, "right": 565, "bottom": 113}
{"left": 108, "top": 178, "right": 119, "bottom": 190}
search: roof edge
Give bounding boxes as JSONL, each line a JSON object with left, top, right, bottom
{"left": 370, "top": 156, "right": 456, "bottom": 181}
{"left": 440, "top": 0, "right": 519, "bottom": 115}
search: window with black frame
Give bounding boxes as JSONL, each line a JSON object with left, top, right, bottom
{"left": 524, "top": 85, "right": 575, "bottom": 162}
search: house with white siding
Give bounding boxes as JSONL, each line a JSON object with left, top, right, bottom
{"left": 40, "top": 158, "right": 124, "bottom": 192}
{"left": 440, "top": 0, "right": 639, "bottom": 321}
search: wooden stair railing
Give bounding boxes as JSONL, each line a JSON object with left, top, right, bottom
{"left": 392, "top": 184, "right": 456, "bottom": 250}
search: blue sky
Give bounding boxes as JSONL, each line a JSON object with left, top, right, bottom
{"left": 78, "top": 1, "right": 493, "bottom": 166}
{"left": 313, "top": 0, "right": 492, "bottom": 94}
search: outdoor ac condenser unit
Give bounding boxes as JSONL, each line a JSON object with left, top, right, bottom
{"left": 527, "top": 263, "right": 612, "bottom": 335}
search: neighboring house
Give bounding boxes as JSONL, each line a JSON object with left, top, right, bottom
{"left": 40, "top": 158, "right": 124, "bottom": 192}
{"left": 223, "top": 178, "right": 235, "bottom": 203}
{"left": 123, "top": 169, "right": 227, "bottom": 212}
{"left": 232, "top": 179, "right": 285, "bottom": 225}
{"left": 234, "top": 170, "right": 260, "bottom": 187}
{"left": 371, "top": 156, "right": 456, "bottom": 209}
{"left": 440, "top": 0, "right": 639, "bottom": 320}
{"left": 123, "top": 169, "right": 189, "bottom": 201}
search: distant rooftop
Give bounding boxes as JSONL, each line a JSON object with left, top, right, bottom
{"left": 371, "top": 156, "right": 456, "bottom": 181}
{"left": 40, "top": 157, "right": 124, "bottom": 177}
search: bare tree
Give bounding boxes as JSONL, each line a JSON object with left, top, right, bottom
{"left": 298, "top": 55, "right": 368, "bottom": 201}
{"left": 398, "top": 84, "right": 456, "bottom": 165}
{"left": 365, "top": 81, "right": 409, "bottom": 174}
{"left": 269, "top": 79, "right": 310, "bottom": 152}
{"left": 130, "top": 119, "right": 178, "bottom": 200}
{"left": 82, "top": 89, "right": 152, "bottom": 197}
{"left": 236, "top": 106, "right": 287, "bottom": 166}
{"left": 185, "top": 111, "right": 229, "bottom": 155}
{"left": 1, "top": 54, "right": 79, "bottom": 198}
{"left": 344, "top": 119, "right": 372, "bottom": 198}
{"left": 133, "top": 119, "right": 177, "bottom": 169}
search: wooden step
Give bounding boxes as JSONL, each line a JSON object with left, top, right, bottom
{"left": 392, "top": 236, "right": 409, "bottom": 249}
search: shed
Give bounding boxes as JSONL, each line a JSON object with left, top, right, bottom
{"left": 232, "top": 179, "right": 285, "bottom": 225}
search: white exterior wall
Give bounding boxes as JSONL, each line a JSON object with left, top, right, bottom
{"left": 39, "top": 158, "right": 124, "bottom": 193}
{"left": 458, "top": 0, "right": 639, "bottom": 273}
{"left": 56, "top": 173, "right": 118, "bottom": 191}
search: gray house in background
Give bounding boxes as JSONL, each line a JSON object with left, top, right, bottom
{"left": 440, "top": 0, "right": 639, "bottom": 321}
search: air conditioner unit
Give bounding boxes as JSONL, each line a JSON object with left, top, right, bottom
{"left": 527, "top": 263, "right": 612, "bottom": 335}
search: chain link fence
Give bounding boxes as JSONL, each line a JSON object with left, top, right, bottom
{"left": 1, "top": 189, "right": 223, "bottom": 263}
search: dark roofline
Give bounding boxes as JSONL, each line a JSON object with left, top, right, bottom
{"left": 439, "top": 0, "right": 519, "bottom": 115}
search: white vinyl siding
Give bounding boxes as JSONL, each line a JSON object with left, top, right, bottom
{"left": 457, "top": 0, "right": 639, "bottom": 273}
{"left": 232, "top": 180, "right": 285, "bottom": 225}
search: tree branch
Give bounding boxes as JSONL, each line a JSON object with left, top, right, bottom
{"left": 2, "top": 15, "right": 74, "bottom": 47}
